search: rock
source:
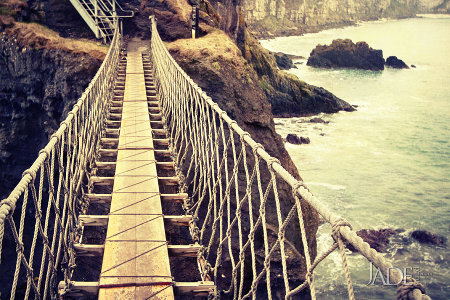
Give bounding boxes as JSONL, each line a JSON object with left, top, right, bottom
{"left": 309, "top": 117, "right": 329, "bottom": 124}
{"left": 273, "top": 52, "right": 305, "bottom": 60}
{"left": 286, "top": 134, "right": 310, "bottom": 145}
{"left": 385, "top": 56, "right": 409, "bottom": 69}
{"left": 411, "top": 65, "right": 416, "bottom": 68}
{"left": 411, "top": 230, "right": 446, "bottom": 246}
{"left": 274, "top": 53, "right": 297, "bottom": 70}
{"left": 294, "top": 61, "right": 303, "bottom": 65}
{"left": 346, "top": 229, "right": 396, "bottom": 252}
{"left": 307, "top": 39, "right": 385, "bottom": 71}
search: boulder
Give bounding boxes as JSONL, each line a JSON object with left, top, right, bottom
{"left": 274, "top": 53, "right": 297, "bottom": 70}
{"left": 411, "top": 230, "right": 446, "bottom": 246}
{"left": 286, "top": 134, "right": 310, "bottom": 145}
{"left": 346, "top": 228, "right": 396, "bottom": 253}
{"left": 385, "top": 56, "right": 409, "bottom": 69}
{"left": 307, "top": 39, "right": 385, "bottom": 71}
{"left": 309, "top": 117, "right": 329, "bottom": 124}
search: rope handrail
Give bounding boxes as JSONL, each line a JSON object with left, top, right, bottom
{"left": 149, "top": 16, "right": 430, "bottom": 300}
{"left": 0, "top": 22, "right": 122, "bottom": 299}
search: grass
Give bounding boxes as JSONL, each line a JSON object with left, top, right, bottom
{"left": 4, "top": 22, "right": 108, "bottom": 60}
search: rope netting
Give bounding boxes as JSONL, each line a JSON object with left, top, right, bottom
{"left": 150, "top": 16, "right": 430, "bottom": 300}
{"left": 0, "top": 24, "right": 122, "bottom": 299}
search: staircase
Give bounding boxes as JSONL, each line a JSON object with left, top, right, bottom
{"left": 69, "top": 0, "right": 133, "bottom": 42}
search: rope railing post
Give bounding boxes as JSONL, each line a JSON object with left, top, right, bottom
{"left": 149, "top": 15, "right": 430, "bottom": 300}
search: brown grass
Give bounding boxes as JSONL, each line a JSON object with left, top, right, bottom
{"left": 167, "top": 28, "right": 244, "bottom": 65}
{"left": 4, "top": 22, "right": 108, "bottom": 60}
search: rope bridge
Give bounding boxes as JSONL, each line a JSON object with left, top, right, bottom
{"left": 0, "top": 16, "right": 430, "bottom": 299}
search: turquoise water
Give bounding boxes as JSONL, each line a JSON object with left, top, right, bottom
{"left": 261, "top": 16, "right": 450, "bottom": 299}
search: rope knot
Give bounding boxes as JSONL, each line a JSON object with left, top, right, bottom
{"left": 39, "top": 149, "right": 51, "bottom": 160}
{"left": 252, "top": 143, "right": 264, "bottom": 155}
{"left": 331, "top": 218, "right": 352, "bottom": 243}
{"left": 0, "top": 198, "right": 16, "bottom": 215}
{"left": 22, "top": 168, "right": 37, "bottom": 182}
{"left": 268, "top": 157, "right": 281, "bottom": 171}
{"left": 240, "top": 132, "right": 251, "bottom": 141}
{"left": 16, "top": 241, "right": 24, "bottom": 254}
{"left": 397, "top": 277, "right": 426, "bottom": 300}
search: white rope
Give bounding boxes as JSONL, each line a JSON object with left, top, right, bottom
{"left": 149, "top": 15, "right": 430, "bottom": 300}
{"left": 0, "top": 21, "right": 122, "bottom": 299}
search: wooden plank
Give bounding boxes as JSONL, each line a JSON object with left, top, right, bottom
{"left": 58, "top": 281, "right": 99, "bottom": 297}
{"left": 59, "top": 281, "right": 215, "bottom": 298}
{"left": 174, "top": 281, "right": 215, "bottom": 296}
{"left": 78, "top": 215, "right": 192, "bottom": 227}
{"left": 79, "top": 215, "right": 109, "bottom": 226}
{"left": 99, "top": 41, "right": 174, "bottom": 299}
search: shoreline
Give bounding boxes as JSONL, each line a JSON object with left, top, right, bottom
{"left": 254, "top": 14, "right": 448, "bottom": 41}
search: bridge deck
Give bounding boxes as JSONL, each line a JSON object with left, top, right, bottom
{"left": 99, "top": 41, "right": 174, "bottom": 299}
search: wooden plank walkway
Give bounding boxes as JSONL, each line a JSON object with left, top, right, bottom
{"left": 99, "top": 41, "right": 174, "bottom": 299}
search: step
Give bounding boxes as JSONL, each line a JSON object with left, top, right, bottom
{"left": 79, "top": 215, "right": 192, "bottom": 227}
{"left": 85, "top": 193, "right": 187, "bottom": 203}
{"left": 104, "top": 128, "right": 120, "bottom": 135}
{"left": 149, "top": 107, "right": 160, "bottom": 113}
{"left": 90, "top": 176, "right": 114, "bottom": 186}
{"left": 58, "top": 281, "right": 215, "bottom": 297}
{"left": 101, "top": 137, "right": 119, "bottom": 146}
{"left": 95, "top": 161, "right": 173, "bottom": 170}
{"left": 153, "top": 138, "right": 169, "bottom": 146}
{"left": 98, "top": 149, "right": 118, "bottom": 157}
{"left": 155, "top": 149, "right": 172, "bottom": 157}
{"left": 158, "top": 177, "right": 179, "bottom": 185}
{"left": 73, "top": 244, "right": 201, "bottom": 257}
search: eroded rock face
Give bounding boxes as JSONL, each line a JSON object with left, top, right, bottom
{"left": 386, "top": 56, "right": 409, "bottom": 69}
{"left": 240, "top": 0, "right": 442, "bottom": 38}
{"left": 307, "top": 39, "right": 385, "bottom": 70}
{"left": 0, "top": 34, "right": 101, "bottom": 198}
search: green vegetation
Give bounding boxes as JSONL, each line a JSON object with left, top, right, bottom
{"left": 212, "top": 61, "right": 220, "bottom": 70}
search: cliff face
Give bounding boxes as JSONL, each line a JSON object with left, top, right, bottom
{"left": 241, "top": 0, "right": 446, "bottom": 37}
{"left": 0, "top": 22, "right": 104, "bottom": 198}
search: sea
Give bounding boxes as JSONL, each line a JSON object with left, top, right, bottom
{"left": 261, "top": 15, "right": 450, "bottom": 299}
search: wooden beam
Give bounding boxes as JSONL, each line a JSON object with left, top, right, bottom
{"left": 85, "top": 193, "right": 112, "bottom": 203}
{"left": 158, "top": 177, "right": 179, "bottom": 185}
{"left": 73, "top": 244, "right": 104, "bottom": 256}
{"left": 174, "top": 281, "right": 215, "bottom": 297}
{"left": 156, "top": 162, "right": 174, "bottom": 170}
{"left": 161, "top": 193, "right": 188, "bottom": 202}
{"left": 153, "top": 138, "right": 169, "bottom": 146}
{"left": 98, "top": 149, "right": 118, "bottom": 157}
{"left": 58, "top": 281, "right": 99, "bottom": 297}
{"left": 74, "top": 244, "right": 200, "bottom": 258}
{"left": 78, "top": 215, "right": 192, "bottom": 227}
{"left": 90, "top": 176, "right": 114, "bottom": 186}
{"left": 58, "top": 281, "right": 216, "bottom": 298}
{"left": 79, "top": 215, "right": 109, "bottom": 227}
{"left": 167, "top": 245, "right": 202, "bottom": 257}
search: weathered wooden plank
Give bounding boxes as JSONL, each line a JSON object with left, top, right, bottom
{"left": 99, "top": 42, "right": 174, "bottom": 299}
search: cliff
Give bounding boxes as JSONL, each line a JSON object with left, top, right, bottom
{"left": 0, "top": 21, "right": 105, "bottom": 198}
{"left": 241, "top": 0, "right": 448, "bottom": 38}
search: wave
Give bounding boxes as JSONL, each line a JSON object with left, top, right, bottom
{"left": 306, "top": 181, "right": 346, "bottom": 190}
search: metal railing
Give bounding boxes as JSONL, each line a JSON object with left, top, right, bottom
{"left": 0, "top": 24, "right": 122, "bottom": 300}
{"left": 149, "top": 16, "right": 430, "bottom": 300}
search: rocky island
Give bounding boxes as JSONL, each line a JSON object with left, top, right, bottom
{"left": 307, "top": 39, "right": 385, "bottom": 70}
